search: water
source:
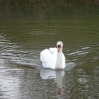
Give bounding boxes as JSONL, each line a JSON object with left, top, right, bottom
{"left": 0, "top": 10, "right": 99, "bottom": 99}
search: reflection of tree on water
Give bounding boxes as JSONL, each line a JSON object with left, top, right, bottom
{"left": 40, "top": 68, "right": 64, "bottom": 98}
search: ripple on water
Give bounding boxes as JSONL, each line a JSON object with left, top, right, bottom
{"left": 0, "top": 32, "right": 99, "bottom": 99}
{"left": 0, "top": 34, "right": 41, "bottom": 68}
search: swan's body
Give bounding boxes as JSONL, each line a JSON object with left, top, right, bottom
{"left": 40, "top": 41, "right": 66, "bottom": 69}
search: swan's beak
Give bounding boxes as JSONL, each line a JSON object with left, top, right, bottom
{"left": 57, "top": 45, "right": 61, "bottom": 52}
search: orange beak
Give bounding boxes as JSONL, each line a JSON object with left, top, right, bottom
{"left": 57, "top": 45, "right": 61, "bottom": 52}
{"left": 57, "top": 47, "right": 61, "bottom": 52}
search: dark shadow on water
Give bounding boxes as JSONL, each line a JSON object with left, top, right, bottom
{"left": 16, "top": 64, "right": 36, "bottom": 69}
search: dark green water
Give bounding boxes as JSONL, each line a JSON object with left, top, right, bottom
{"left": 0, "top": 10, "right": 99, "bottom": 99}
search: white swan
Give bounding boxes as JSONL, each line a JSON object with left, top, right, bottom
{"left": 40, "top": 41, "right": 66, "bottom": 69}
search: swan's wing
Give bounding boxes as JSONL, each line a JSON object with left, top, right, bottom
{"left": 40, "top": 49, "right": 52, "bottom": 62}
{"left": 49, "top": 47, "right": 57, "bottom": 54}
{"left": 40, "top": 49, "right": 56, "bottom": 69}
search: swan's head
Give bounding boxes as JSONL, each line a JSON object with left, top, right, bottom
{"left": 56, "top": 41, "right": 63, "bottom": 52}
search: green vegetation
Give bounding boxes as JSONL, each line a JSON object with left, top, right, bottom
{"left": 0, "top": 0, "right": 99, "bottom": 13}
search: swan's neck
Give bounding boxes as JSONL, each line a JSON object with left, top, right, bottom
{"left": 55, "top": 51, "right": 62, "bottom": 69}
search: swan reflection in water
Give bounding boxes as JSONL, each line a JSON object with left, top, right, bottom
{"left": 56, "top": 70, "right": 63, "bottom": 96}
{"left": 40, "top": 68, "right": 65, "bottom": 98}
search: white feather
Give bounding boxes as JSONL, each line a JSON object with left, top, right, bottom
{"left": 40, "top": 41, "right": 66, "bottom": 69}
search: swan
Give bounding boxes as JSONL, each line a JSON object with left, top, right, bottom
{"left": 40, "top": 41, "right": 66, "bottom": 69}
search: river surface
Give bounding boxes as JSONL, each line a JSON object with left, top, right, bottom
{"left": 0, "top": 11, "right": 99, "bottom": 99}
